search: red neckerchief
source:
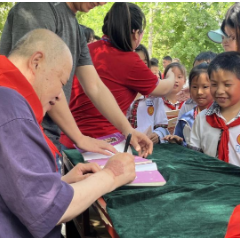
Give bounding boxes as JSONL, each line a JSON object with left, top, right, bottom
{"left": 0, "top": 56, "right": 59, "bottom": 171}
{"left": 163, "top": 98, "right": 184, "bottom": 110}
{"left": 193, "top": 106, "right": 198, "bottom": 120}
{"left": 128, "top": 99, "right": 141, "bottom": 129}
{"left": 206, "top": 113, "right": 240, "bottom": 163}
{"left": 225, "top": 204, "right": 240, "bottom": 238}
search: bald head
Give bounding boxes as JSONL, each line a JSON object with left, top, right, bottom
{"left": 9, "top": 28, "right": 72, "bottom": 66}
{"left": 8, "top": 29, "right": 73, "bottom": 114}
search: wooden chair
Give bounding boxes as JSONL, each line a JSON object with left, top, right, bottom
{"left": 166, "top": 109, "right": 180, "bottom": 120}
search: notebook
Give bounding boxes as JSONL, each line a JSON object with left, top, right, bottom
{"left": 75, "top": 132, "right": 132, "bottom": 161}
{"left": 127, "top": 162, "right": 166, "bottom": 187}
{"left": 75, "top": 133, "right": 166, "bottom": 187}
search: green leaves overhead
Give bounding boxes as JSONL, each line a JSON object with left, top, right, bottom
{"left": 0, "top": 2, "right": 14, "bottom": 37}
{"left": 77, "top": 2, "right": 233, "bottom": 72}
{"left": 0, "top": 2, "right": 234, "bottom": 72}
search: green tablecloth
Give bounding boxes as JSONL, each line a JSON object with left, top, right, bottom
{"left": 64, "top": 143, "right": 240, "bottom": 238}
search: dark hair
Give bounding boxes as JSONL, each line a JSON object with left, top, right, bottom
{"left": 193, "top": 51, "right": 217, "bottom": 66}
{"left": 135, "top": 44, "right": 150, "bottom": 68}
{"left": 220, "top": 19, "right": 226, "bottom": 35}
{"left": 164, "top": 62, "right": 187, "bottom": 80}
{"left": 208, "top": 51, "right": 240, "bottom": 79}
{"left": 150, "top": 58, "right": 159, "bottom": 67}
{"left": 189, "top": 62, "right": 209, "bottom": 87}
{"left": 163, "top": 56, "right": 172, "bottom": 61}
{"left": 94, "top": 35, "right": 101, "bottom": 41}
{"left": 102, "top": 2, "right": 146, "bottom": 51}
{"left": 225, "top": 3, "right": 240, "bottom": 52}
{"left": 84, "top": 27, "right": 95, "bottom": 43}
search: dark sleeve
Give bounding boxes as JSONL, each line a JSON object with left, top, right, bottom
{"left": 126, "top": 54, "right": 159, "bottom": 96}
{"left": 0, "top": 3, "right": 57, "bottom": 56}
{"left": 0, "top": 116, "right": 73, "bottom": 237}
{"left": 77, "top": 25, "right": 92, "bottom": 67}
{"left": 174, "top": 120, "right": 186, "bottom": 141}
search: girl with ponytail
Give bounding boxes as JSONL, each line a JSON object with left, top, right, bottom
{"left": 60, "top": 3, "right": 176, "bottom": 148}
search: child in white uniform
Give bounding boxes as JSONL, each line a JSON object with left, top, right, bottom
{"left": 173, "top": 63, "right": 213, "bottom": 145}
{"left": 163, "top": 62, "right": 187, "bottom": 112}
{"left": 165, "top": 52, "right": 240, "bottom": 167}
{"left": 128, "top": 44, "right": 169, "bottom": 144}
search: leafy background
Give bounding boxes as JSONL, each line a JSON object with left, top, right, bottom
{"left": 0, "top": 2, "right": 234, "bottom": 72}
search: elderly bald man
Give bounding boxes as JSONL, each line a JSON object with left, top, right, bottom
{"left": 0, "top": 29, "right": 135, "bottom": 238}
{"left": 0, "top": 3, "right": 153, "bottom": 173}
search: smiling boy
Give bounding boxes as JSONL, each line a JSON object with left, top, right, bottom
{"left": 189, "top": 51, "right": 240, "bottom": 166}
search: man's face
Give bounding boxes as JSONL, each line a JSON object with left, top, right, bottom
{"left": 73, "top": 2, "right": 106, "bottom": 12}
{"left": 33, "top": 51, "right": 73, "bottom": 115}
{"left": 162, "top": 59, "right": 171, "bottom": 69}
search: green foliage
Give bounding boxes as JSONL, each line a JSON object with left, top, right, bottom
{"left": 76, "top": 2, "right": 233, "bottom": 73}
{"left": 0, "top": 2, "right": 15, "bottom": 38}
{"left": 0, "top": 2, "right": 234, "bottom": 72}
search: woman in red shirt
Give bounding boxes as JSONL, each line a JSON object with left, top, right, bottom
{"left": 60, "top": 2, "right": 175, "bottom": 149}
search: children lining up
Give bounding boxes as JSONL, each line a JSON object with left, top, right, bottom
{"left": 165, "top": 52, "right": 240, "bottom": 167}
{"left": 165, "top": 63, "right": 213, "bottom": 145}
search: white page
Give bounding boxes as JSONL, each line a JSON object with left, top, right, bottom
{"left": 82, "top": 140, "right": 132, "bottom": 161}
{"left": 135, "top": 162, "right": 158, "bottom": 172}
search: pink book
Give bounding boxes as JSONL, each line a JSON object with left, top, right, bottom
{"left": 127, "top": 170, "right": 166, "bottom": 187}
{"left": 87, "top": 156, "right": 152, "bottom": 167}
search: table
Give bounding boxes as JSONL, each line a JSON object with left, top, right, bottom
{"left": 63, "top": 143, "right": 240, "bottom": 238}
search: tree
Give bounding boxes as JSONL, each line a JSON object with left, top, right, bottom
{"left": 77, "top": 2, "right": 234, "bottom": 72}
{"left": 0, "top": 2, "right": 235, "bottom": 72}
{"left": 0, "top": 2, "right": 15, "bottom": 38}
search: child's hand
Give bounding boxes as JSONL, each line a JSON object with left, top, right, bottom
{"left": 176, "top": 87, "right": 190, "bottom": 102}
{"left": 162, "top": 135, "right": 183, "bottom": 145}
{"left": 148, "top": 133, "right": 159, "bottom": 144}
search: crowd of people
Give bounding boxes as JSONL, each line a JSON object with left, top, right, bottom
{"left": 0, "top": 1, "right": 240, "bottom": 238}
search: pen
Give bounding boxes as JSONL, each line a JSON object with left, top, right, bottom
{"left": 123, "top": 133, "right": 132, "bottom": 152}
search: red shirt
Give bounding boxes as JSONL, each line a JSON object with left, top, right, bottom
{"left": 0, "top": 56, "right": 59, "bottom": 168}
{"left": 60, "top": 39, "right": 158, "bottom": 148}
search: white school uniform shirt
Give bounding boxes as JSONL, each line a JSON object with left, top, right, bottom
{"left": 189, "top": 103, "right": 240, "bottom": 167}
{"left": 129, "top": 96, "right": 169, "bottom": 142}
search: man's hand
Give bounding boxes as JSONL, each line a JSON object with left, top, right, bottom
{"left": 123, "top": 129, "right": 153, "bottom": 158}
{"left": 149, "top": 133, "right": 159, "bottom": 144}
{"left": 163, "top": 135, "right": 183, "bottom": 145}
{"left": 75, "top": 135, "right": 117, "bottom": 156}
{"left": 61, "top": 162, "right": 101, "bottom": 184}
{"left": 103, "top": 153, "right": 136, "bottom": 190}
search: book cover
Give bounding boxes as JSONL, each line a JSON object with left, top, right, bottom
{"left": 127, "top": 170, "right": 166, "bottom": 187}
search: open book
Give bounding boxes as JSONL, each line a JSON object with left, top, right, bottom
{"left": 75, "top": 133, "right": 166, "bottom": 187}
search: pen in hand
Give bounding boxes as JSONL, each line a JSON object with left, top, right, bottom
{"left": 123, "top": 133, "right": 132, "bottom": 152}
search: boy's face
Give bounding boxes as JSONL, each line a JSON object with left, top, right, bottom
{"left": 150, "top": 66, "right": 160, "bottom": 78}
{"left": 136, "top": 51, "right": 148, "bottom": 66}
{"left": 162, "top": 60, "right": 171, "bottom": 69}
{"left": 210, "top": 70, "right": 240, "bottom": 112}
